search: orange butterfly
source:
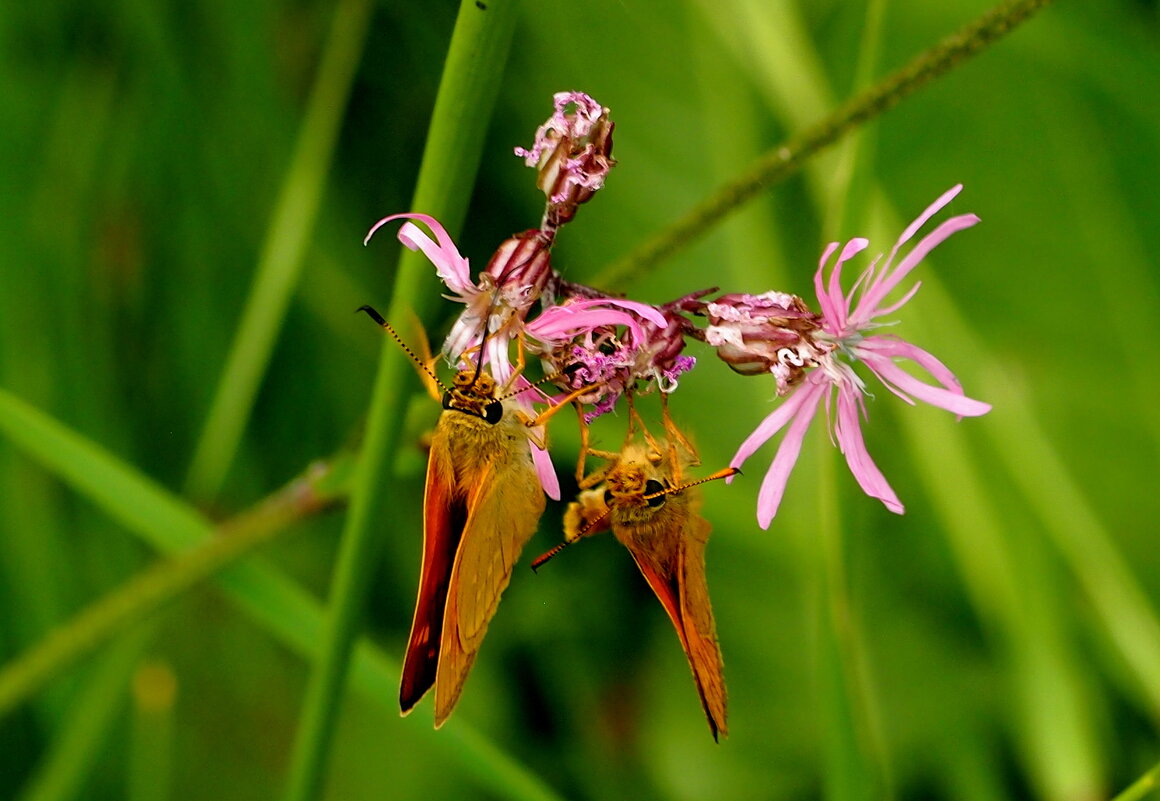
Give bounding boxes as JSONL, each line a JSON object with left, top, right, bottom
{"left": 534, "top": 400, "right": 736, "bottom": 740}
{"left": 359, "top": 305, "right": 579, "bottom": 727}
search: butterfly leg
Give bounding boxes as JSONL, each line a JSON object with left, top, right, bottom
{"left": 626, "top": 392, "right": 665, "bottom": 463}
{"left": 574, "top": 402, "right": 592, "bottom": 484}
{"left": 514, "top": 382, "right": 594, "bottom": 452}
{"left": 660, "top": 394, "right": 700, "bottom": 484}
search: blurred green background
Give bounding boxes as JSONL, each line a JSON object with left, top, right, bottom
{"left": 2, "top": 0, "right": 1159, "bottom": 799}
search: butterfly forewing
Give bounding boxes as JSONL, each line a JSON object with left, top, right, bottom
{"left": 361, "top": 305, "right": 553, "bottom": 727}
{"left": 433, "top": 451, "right": 546, "bottom": 726}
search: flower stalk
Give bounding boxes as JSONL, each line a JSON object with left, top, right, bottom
{"left": 591, "top": 0, "right": 1056, "bottom": 291}
{"left": 0, "top": 456, "right": 350, "bottom": 722}
{"left": 282, "top": 2, "right": 518, "bottom": 799}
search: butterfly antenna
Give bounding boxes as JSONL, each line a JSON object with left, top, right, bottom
{"left": 357, "top": 305, "right": 449, "bottom": 394}
{"left": 494, "top": 363, "right": 585, "bottom": 403}
{"left": 642, "top": 466, "right": 741, "bottom": 502}
{"left": 530, "top": 507, "right": 611, "bottom": 572}
{"left": 530, "top": 540, "right": 571, "bottom": 572}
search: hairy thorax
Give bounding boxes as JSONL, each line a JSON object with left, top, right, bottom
{"left": 604, "top": 449, "right": 692, "bottom": 570}
{"left": 438, "top": 402, "right": 532, "bottom": 496}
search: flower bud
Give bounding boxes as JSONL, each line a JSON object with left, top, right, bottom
{"left": 480, "top": 229, "right": 554, "bottom": 315}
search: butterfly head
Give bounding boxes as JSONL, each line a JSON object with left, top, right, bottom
{"left": 443, "top": 370, "right": 503, "bottom": 424}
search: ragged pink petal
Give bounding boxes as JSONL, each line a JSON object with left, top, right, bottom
{"left": 814, "top": 238, "right": 869, "bottom": 331}
{"left": 858, "top": 337, "right": 964, "bottom": 394}
{"left": 869, "top": 279, "right": 922, "bottom": 319}
{"left": 364, "top": 212, "right": 473, "bottom": 294}
{"left": 754, "top": 380, "right": 827, "bottom": 528}
{"left": 729, "top": 375, "right": 826, "bottom": 476}
{"left": 485, "top": 335, "right": 514, "bottom": 386}
{"left": 834, "top": 386, "right": 904, "bottom": 513}
{"left": 525, "top": 305, "right": 642, "bottom": 343}
{"left": 531, "top": 439, "right": 561, "bottom": 500}
{"left": 506, "top": 377, "right": 560, "bottom": 499}
{"left": 895, "top": 184, "right": 963, "bottom": 249}
{"left": 867, "top": 356, "right": 991, "bottom": 417}
{"left": 592, "top": 297, "right": 668, "bottom": 329}
{"left": 815, "top": 242, "right": 842, "bottom": 323}
{"left": 856, "top": 213, "right": 979, "bottom": 320}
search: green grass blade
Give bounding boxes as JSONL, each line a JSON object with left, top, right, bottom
{"left": 283, "top": 0, "right": 519, "bottom": 797}
{"left": 694, "top": 1, "right": 1111, "bottom": 794}
{"left": 0, "top": 454, "right": 351, "bottom": 720}
{"left": 0, "top": 388, "right": 209, "bottom": 551}
{"left": 0, "top": 386, "right": 564, "bottom": 801}
{"left": 867, "top": 204, "right": 1160, "bottom": 727}
{"left": 594, "top": 0, "right": 1056, "bottom": 289}
{"left": 984, "top": 368, "right": 1160, "bottom": 715}
{"left": 876, "top": 204, "right": 1108, "bottom": 799}
{"left": 16, "top": 631, "right": 147, "bottom": 801}
{"left": 815, "top": 437, "right": 890, "bottom": 801}
{"left": 127, "top": 660, "right": 177, "bottom": 801}
{"left": 1112, "top": 758, "right": 1160, "bottom": 801}
{"left": 184, "top": 0, "right": 373, "bottom": 502}
{"left": 814, "top": 5, "right": 892, "bottom": 797}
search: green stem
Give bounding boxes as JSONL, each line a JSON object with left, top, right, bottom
{"left": 592, "top": 0, "right": 1055, "bottom": 289}
{"left": 813, "top": 10, "right": 890, "bottom": 796}
{"left": 128, "top": 660, "right": 178, "bottom": 801}
{"left": 815, "top": 432, "right": 888, "bottom": 801}
{"left": 282, "top": 2, "right": 518, "bottom": 800}
{"left": 821, "top": 0, "right": 886, "bottom": 240}
{"left": 184, "top": 0, "right": 373, "bottom": 502}
{"left": 16, "top": 630, "right": 148, "bottom": 801}
{"left": 1112, "top": 759, "right": 1160, "bottom": 801}
{"left": 0, "top": 455, "right": 351, "bottom": 721}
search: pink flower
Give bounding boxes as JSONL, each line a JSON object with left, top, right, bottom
{"left": 364, "top": 214, "right": 563, "bottom": 496}
{"left": 529, "top": 290, "right": 706, "bottom": 423}
{"left": 364, "top": 214, "right": 554, "bottom": 385}
{"left": 729, "top": 185, "right": 992, "bottom": 528}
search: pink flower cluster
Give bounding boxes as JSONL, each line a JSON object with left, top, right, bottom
{"left": 366, "top": 92, "right": 991, "bottom": 528}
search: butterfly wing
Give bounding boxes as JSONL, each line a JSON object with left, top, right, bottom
{"left": 399, "top": 426, "right": 465, "bottom": 714}
{"left": 624, "top": 512, "right": 728, "bottom": 740}
{"left": 675, "top": 514, "right": 728, "bottom": 739}
{"left": 432, "top": 457, "right": 546, "bottom": 726}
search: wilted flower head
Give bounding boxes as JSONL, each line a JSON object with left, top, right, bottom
{"left": 728, "top": 185, "right": 992, "bottom": 528}
{"left": 515, "top": 91, "right": 615, "bottom": 231}
{"left": 697, "top": 291, "right": 826, "bottom": 393}
{"left": 530, "top": 289, "right": 706, "bottom": 423}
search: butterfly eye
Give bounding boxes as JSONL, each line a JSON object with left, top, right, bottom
{"left": 483, "top": 400, "right": 503, "bottom": 425}
{"left": 603, "top": 489, "right": 613, "bottom": 506}
{"left": 645, "top": 479, "right": 667, "bottom": 507}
